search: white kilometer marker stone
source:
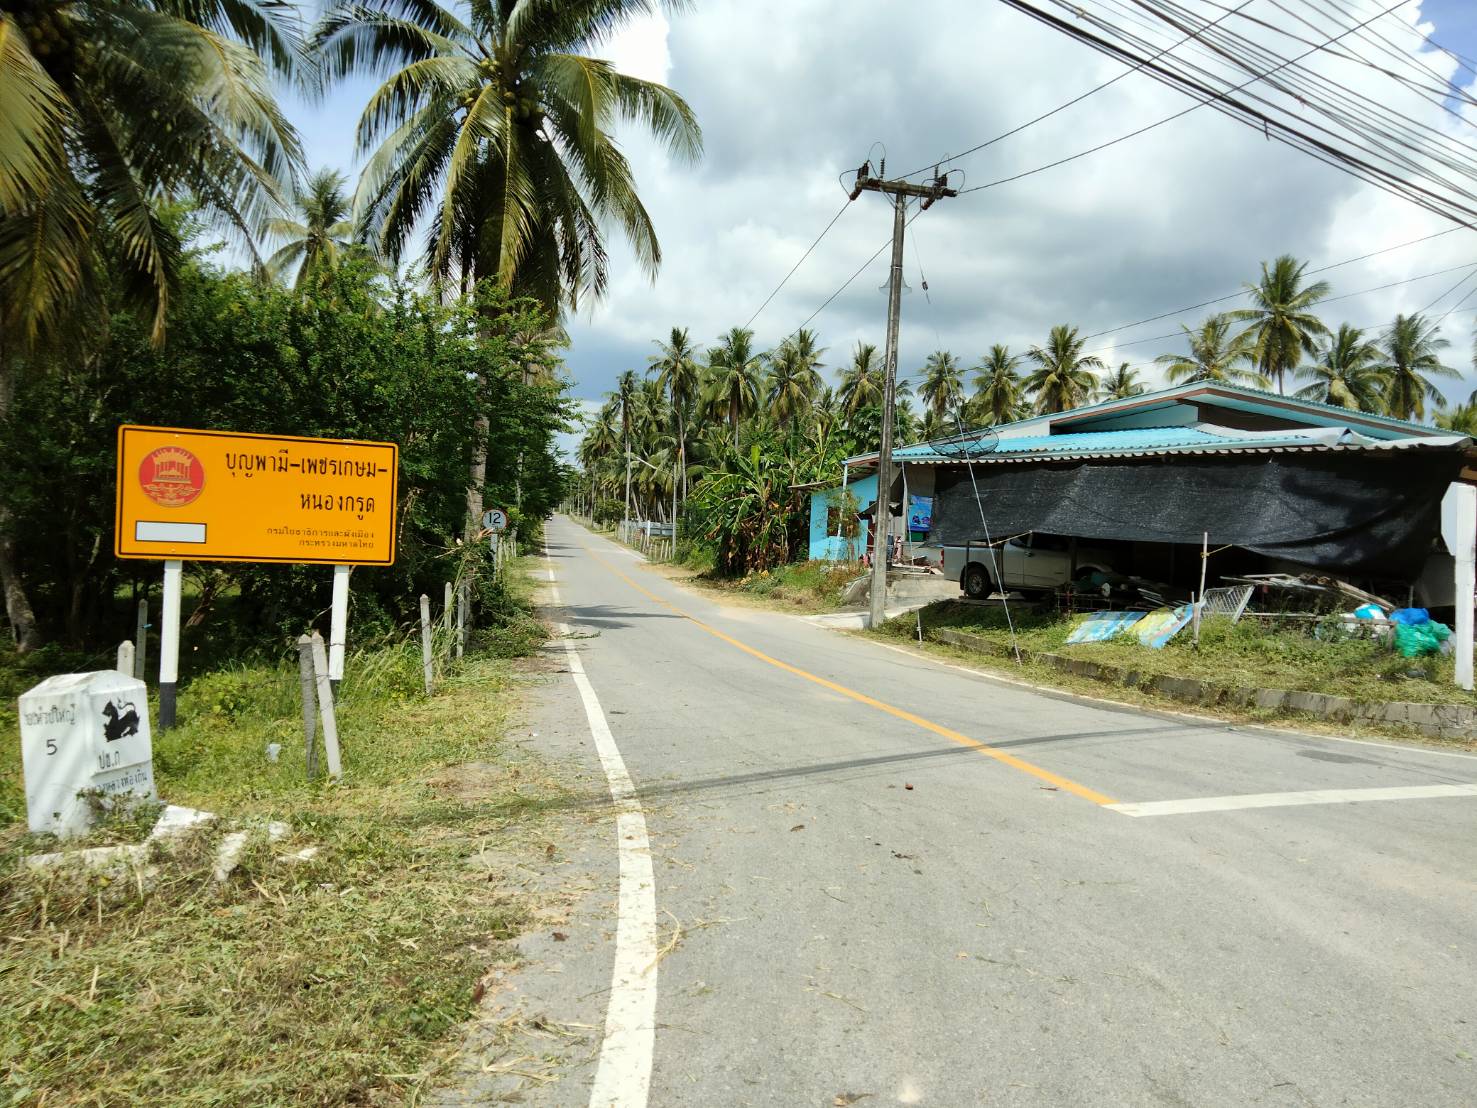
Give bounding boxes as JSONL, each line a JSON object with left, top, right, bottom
{"left": 545, "top": 553, "right": 658, "bottom": 1108}
{"left": 1109, "top": 782, "right": 1477, "bottom": 817}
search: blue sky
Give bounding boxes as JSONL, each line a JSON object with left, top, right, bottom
{"left": 279, "top": 0, "right": 1477, "bottom": 442}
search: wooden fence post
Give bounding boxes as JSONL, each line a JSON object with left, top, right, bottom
{"left": 296, "top": 634, "right": 318, "bottom": 780}
{"left": 442, "top": 581, "right": 453, "bottom": 655}
{"left": 419, "top": 593, "right": 434, "bottom": 695}
{"left": 456, "top": 581, "right": 467, "bottom": 660}
{"left": 133, "top": 599, "right": 148, "bottom": 681}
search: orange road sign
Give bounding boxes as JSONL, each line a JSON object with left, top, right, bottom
{"left": 115, "top": 426, "right": 399, "bottom": 565}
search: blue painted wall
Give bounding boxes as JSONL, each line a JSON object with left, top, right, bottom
{"left": 807, "top": 473, "right": 877, "bottom": 561}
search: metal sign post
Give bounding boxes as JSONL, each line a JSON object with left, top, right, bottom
{"left": 1442, "top": 483, "right": 1475, "bottom": 690}
{"left": 159, "top": 559, "right": 182, "bottom": 729}
{"left": 328, "top": 564, "right": 350, "bottom": 695}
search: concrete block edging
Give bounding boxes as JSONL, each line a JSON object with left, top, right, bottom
{"left": 929, "top": 628, "right": 1475, "bottom": 740}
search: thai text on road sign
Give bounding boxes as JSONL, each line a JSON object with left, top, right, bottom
{"left": 482, "top": 508, "right": 509, "bottom": 532}
{"left": 115, "top": 425, "right": 399, "bottom": 565}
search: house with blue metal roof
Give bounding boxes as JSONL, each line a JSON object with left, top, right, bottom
{"left": 808, "top": 381, "right": 1472, "bottom": 593}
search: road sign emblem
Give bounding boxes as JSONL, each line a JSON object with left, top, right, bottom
{"left": 483, "top": 508, "right": 508, "bottom": 532}
{"left": 139, "top": 446, "right": 205, "bottom": 508}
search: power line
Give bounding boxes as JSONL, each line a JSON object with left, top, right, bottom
{"left": 1418, "top": 262, "right": 1477, "bottom": 316}
{"left": 964, "top": 0, "right": 1422, "bottom": 193}
{"left": 1092, "top": 260, "right": 1477, "bottom": 355}
{"left": 978, "top": 0, "right": 1477, "bottom": 227}
{"left": 769, "top": 205, "right": 932, "bottom": 349}
{"left": 896, "top": 0, "right": 1260, "bottom": 180}
{"left": 1082, "top": 224, "right": 1468, "bottom": 340}
{"left": 892, "top": 257, "right": 1477, "bottom": 389}
{"left": 772, "top": 2, "right": 1477, "bottom": 391}
{"left": 742, "top": 198, "right": 855, "bottom": 331}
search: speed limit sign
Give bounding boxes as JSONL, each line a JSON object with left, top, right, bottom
{"left": 482, "top": 508, "right": 508, "bottom": 532}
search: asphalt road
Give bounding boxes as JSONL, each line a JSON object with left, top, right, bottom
{"left": 530, "top": 515, "right": 1477, "bottom": 1108}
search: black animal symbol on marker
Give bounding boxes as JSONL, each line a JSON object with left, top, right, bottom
{"left": 101, "top": 701, "right": 140, "bottom": 743}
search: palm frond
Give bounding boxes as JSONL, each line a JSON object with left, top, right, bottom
{"left": 0, "top": 174, "right": 96, "bottom": 350}
{"left": 314, "top": 5, "right": 465, "bottom": 84}
{"left": 0, "top": 17, "right": 72, "bottom": 213}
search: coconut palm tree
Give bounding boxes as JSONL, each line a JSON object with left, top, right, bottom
{"left": 1295, "top": 324, "right": 1387, "bottom": 411}
{"left": 1025, "top": 325, "right": 1104, "bottom": 414}
{"left": 1381, "top": 313, "right": 1458, "bottom": 422}
{"left": 766, "top": 329, "right": 825, "bottom": 431}
{"left": 315, "top": 0, "right": 701, "bottom": 313}
{"left": 1436, "top": 402, "right": 1477, "bottom": 435}
{"left": 1097, "top": 362, "right": 1146, "bottom": 401}
{"left": 1, "top": 0, "right": 303, "bottom": 653}
{"left": 0, "top": 0, "right": 303, "bottom": 350}
{"left": 917, "top": 349, "right": 965, "bottom": 420}
{"left": 893, "top": 395, "right": 919, "bottom": 444}
{"left": 1228, "top": 255, "right": 1330, "bottom": 394}
{"left": 837, "top": 342, "right": 883, "bottom": 419}
{"left": 1154, "top": 314, "right": 1265, "bottom": 386}
{"left": 971, "top": 344, "right": 1023, "bottom": 426}
{"left": 706, "top": 327, "right": 763, "bottom": 450}
{"left": 265, "top": 169, "right": 359, "bottom": 288}
{"left": 918, "top": 409, "right": 949, "bottom": 442}
{"left": 611, "top": 369, "right": 640, "bottom": 517}
{"left": 810, "top": 385, "right": 841, "bottom": 441}
{"left": 651, "top": 326, "right": 700, "bottom": 505}
{"left": 579, "top": 405, "right": 621, "bottom": 505}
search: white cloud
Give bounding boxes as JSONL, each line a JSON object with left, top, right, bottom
{"left": 275, "top": 1, "right": 1477, "bottom": 410}
{"left": 561, "top": 0, "right": 1477, "bottom": 407}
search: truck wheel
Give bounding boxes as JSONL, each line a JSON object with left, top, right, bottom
{"left": 962, "top": 563, "right": 992, "bottom": 599}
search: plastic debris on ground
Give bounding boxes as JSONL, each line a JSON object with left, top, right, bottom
{"left": 1066, "top": 611, "right": 1146, "bottom": 643}
{"left": 1389, "top": 607, "right": 1453, "bottom": 657}
{"left": 1064, "top": 605, "right": 1193, "bottom": 649}
{"left": 1136, "top": 604, "right": 1194, "bottom": 649}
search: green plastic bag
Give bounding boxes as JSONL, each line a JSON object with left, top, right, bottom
{"left": 1394, "top": 620, "right": 1451, "bottom": 657}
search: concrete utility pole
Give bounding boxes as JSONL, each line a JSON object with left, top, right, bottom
{"left": 852, "top": 161, "right": 956, "bottom": 629}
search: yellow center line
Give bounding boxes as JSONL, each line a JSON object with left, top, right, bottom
{"left": 571, "top": 541, "right": 1118, "bottom": 807}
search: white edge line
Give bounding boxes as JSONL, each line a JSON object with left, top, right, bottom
{"left": 1108, "top": 782, "right": 1477, "bottom": 817}
{"left": 863, "top": 637, "right": 1477, "bottom": 764}
{"left": 545, "top": 550, "right": 658, "bottom": 1108}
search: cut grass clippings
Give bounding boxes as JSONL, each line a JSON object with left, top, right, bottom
{"left": 1, "top": 561, "right": 567, "bottom": 1106}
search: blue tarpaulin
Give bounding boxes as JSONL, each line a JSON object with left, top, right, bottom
{"left": 1066, "top": 611, "right": 1145, "bottom": 643}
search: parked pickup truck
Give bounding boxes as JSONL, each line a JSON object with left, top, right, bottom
{"left": 915, "top": 534, "right": 1119, "bottom": 599}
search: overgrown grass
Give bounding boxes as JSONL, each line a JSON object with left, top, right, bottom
{"left": 0, "top": 558, "right": 564, "bottom": 1105}
{"left": 683, "top": 560, "right": 861, "bottom": 612}
{"left": 880, "top": 600, "right": 1477, "bottom": 708}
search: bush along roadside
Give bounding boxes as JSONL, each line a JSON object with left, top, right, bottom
{"left": 595, "top": 511, "right": 858, "bottom": 613}
{"left": 0, "top": 554, "right": 567, "bottom": 1105}
{"left": 717, "top": 560, "right": 861, "bottom": 611}
{"left": 876, "top": 600, "right": 1477, "bottom": 744}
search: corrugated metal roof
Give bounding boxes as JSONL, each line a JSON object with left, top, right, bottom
{"left": 841, "top": 380, "right": 1465, "bottom": 467}
{"left": 887, "top": 426, "right": 1470, "bottom": 464}
{"left": 894, "top": 427, "right": 1223, "bottom": 459}
{"left": 1035, "top": 381, "right": 1441, "bottom": 437}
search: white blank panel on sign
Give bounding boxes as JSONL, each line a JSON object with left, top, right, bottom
{"left": 136, "top": 521, "right": 207, "bottom": 543}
